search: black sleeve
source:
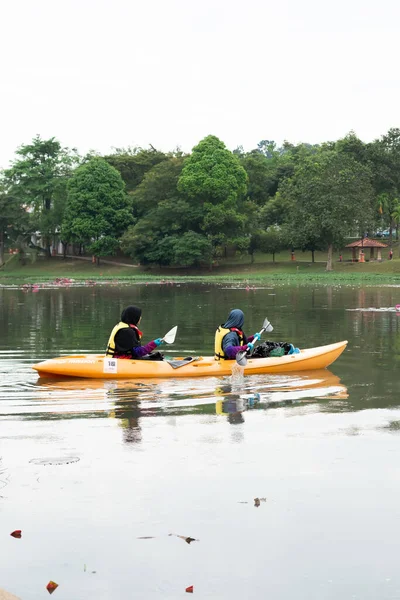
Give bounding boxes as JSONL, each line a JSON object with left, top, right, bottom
{"left": 114, "top": 328, "right": 140, "bottom": 352}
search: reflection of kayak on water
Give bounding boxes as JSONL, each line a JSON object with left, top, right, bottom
{"left": 33, "top": 341, "right": 347, "bottom": 379}
{"left": 36, "top": 369, "right": 347, "bottom": 412}
{"left": 215, "top": 369, "right": 348, "bottom": 415}
{"left": 28, "top": 369, "right": 349, "bottom": 440}
{"left": 37, "top": 368, "right": 344, "bottom": 393}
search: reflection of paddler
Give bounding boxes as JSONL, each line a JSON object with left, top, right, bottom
{"left": 109, "top": 403, "right": 143, "bottom": 444}
{"left": 216, "top": 398, "right": 246, "bottom": 424}
{"left": 216, "top": 397, "right": 245, "bottom": 415}
{"left": 216, "top": 393, "right": 261, "bottom": 415}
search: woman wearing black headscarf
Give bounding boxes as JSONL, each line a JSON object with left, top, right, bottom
{"left": 106, "top": 305, "right": 163, "bottom": 359}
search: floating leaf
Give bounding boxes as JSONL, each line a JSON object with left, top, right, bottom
{"left": 46, "top": 581, "right": 58, "bottom": 594}
{"left": 254, "top": 497, "right": 267, "bottom": 507}
{"left": 10, "top": 530, "right": 22, "bottom": 538}
{"left": 169, "top": 533, "right": 198, "bottom": 544}
{"left": 185, "top": 585, "right": 194, "bottom": 593}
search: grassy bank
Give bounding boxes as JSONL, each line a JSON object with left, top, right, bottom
{"left": 2, "top": 252, "right": 400, "bottom": 285}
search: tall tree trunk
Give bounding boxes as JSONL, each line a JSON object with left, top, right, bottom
{"left": 312, "top": 249, "right": 315, "bottom": 263}
{"left": 272, "top": 251, "right": 275, "bottom": 263}
{"left": 62, "top": 241, "right": 67, "bottom": 259}
{"left": 96, "top": 256, "right": 100, "bottom": 266}
{"left": 0, "top": 228, "right": 4, "bottom": 267}
{"left": 44, "top": 235, "right": 51, "bottom": 258}
{"left": 326, "top": 244, "right": 333, "bottom": 271}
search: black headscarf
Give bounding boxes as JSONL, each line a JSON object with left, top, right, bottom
{"left": 223, "top": 309, "right": 244, "bottom": 329}
{"left": 121, "top": 306, "right": 142, "bottom": 325}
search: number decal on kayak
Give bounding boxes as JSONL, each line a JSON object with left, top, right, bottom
{"left": 103, "top": 358, "right": 118, "bottom": 374}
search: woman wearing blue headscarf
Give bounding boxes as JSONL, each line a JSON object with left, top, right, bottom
{"left": 214, "top": 309, "right": 257, "bottom": 360}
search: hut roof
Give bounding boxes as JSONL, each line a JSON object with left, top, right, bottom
{"left": 345, "top": 237, "right": 388, "bottom": 248}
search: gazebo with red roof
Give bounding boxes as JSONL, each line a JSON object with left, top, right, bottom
{"left": 345, "top": 237, "right": 388, "bottom": 262}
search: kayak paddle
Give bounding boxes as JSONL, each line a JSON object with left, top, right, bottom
{"left": 162, "top": 326, "right": 178, "bottom": 344}
{"left": 236, "top": 317, "right": 273, "bottom": 367}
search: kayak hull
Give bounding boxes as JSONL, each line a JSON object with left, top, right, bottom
{"left": 32, "top": 341, "right": 348, "bottom": 379}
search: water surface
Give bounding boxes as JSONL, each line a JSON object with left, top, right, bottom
{"left": 1, "top": 283, "right": 400, "bottom": 599}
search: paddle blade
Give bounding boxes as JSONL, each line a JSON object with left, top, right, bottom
{"left": 163, "top": 326, "right": 178, "bottom": 344}
{"left": 262, "top": 317, "right": 273, "bottom": 333}
{"left": 236, "top": 350, "right": 248, "bottom": 366}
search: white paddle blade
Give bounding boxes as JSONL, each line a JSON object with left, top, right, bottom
{"left": 262, "top": 317, "right": 273, "bottom": 333}
{"left": 163, "top": 326, "right": 178, "bottom": 344}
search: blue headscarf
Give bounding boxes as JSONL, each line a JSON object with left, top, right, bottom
{"left": 223, "top": 309, "right": 244, "bottom": 329}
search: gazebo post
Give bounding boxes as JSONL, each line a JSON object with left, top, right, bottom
{"left": 352, "top": 248, "right": 356, "bottom": 261}
{"left": 377, "top": 249, "right": 382, "bottom": 261}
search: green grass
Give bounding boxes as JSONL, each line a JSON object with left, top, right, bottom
{"left": 2, "top": 250, "right": 400, "bottom": 286}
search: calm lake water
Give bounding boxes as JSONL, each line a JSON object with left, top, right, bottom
{"left": 1, "top": 282, "right": 400, "bottom": 600}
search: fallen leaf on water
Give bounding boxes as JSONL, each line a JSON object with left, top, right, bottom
{"left": 185, "top": 585, "right": 194, "bottom": 593}
{"left": 46, "top": 581, "right": 58, "bottom": 594}
{"left": 168, "top": 533, "right": 198, "bottom": 544}
{"left": 10, "top": 530, "right": 22, "bottom": 538}
{"left": 254, "top": 497, "right": 267, "bottom": 507}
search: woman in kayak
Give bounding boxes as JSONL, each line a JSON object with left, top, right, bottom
{"left": 214, "top": 309, "right": 258, "bottom": 360}
{"left": 106, "top": 305, "right": 163, "bottom": 359}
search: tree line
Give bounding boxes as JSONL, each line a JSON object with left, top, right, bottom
{"left": 1, "top": 129, "right": 400, "bottom": 270}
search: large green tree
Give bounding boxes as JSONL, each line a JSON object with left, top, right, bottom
{"left": 178, "top": 135, "right": 248, "bottom": 255}
{"left": 104, "top": 146, "right": 168, "bottom": 193}
{"left": 367, "top": 129, "right": 400, "bottom": 244}
{"left": 178, "top": 135, "right": 247, "bottom": 203}
{"left": 122, "top": 137, "right": 250, "bottom": 266}
{"left": 120, "top": 156, "right": 209, "bottom": 265}
{"left": 3, "top": 136, "right": 79, "bottom": 257}
{"left": 281, "top": 148, "right": 374, "bottom": 270}
{"left": 62, "top": 158, "right": 133, "bottom": 263}
{"left": 240, "top": 151, "right": 279, "bottom": 205}
{"left": 0, "top": 183, "right": 30, "bottom": 266}
{"left": 131, "top": 157, "right": 188, "bottom": 218}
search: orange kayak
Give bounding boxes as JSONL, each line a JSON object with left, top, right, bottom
{"left": 32, "top": 341, "right": 348, "bottom": 379}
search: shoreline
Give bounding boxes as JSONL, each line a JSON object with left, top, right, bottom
{"left": 2, "top": 271, "right": 400, "bottom": 287}
{"left": 2, "top": 255, "right": 400, "bottom": 286}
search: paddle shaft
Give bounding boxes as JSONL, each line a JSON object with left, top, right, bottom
{"left": 236, "top": 318, "right": 273, "bottom": 365}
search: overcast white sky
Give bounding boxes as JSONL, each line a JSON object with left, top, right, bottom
{"left": 1, "top": 0, "right": 400, "bottom": 167}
